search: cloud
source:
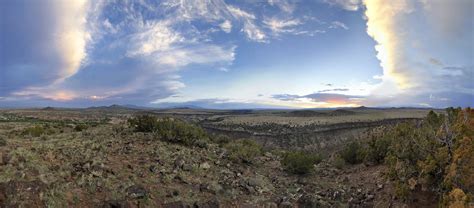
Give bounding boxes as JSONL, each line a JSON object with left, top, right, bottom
{"left": 323, "top": 0, "right": 361, "bottom": 11}
{"left": 304, "top": 93, "right": 363, "bottom": 103}
{"left": 263, "top": 17, "right": 301, "bottom": 35}
{"left": 318, "top": 88, "right": 350, "bottom": 92}
{"left": 220, "top": 20, "right": 232, "bottom": 33}
{"left": 227, "top": 6, "right": 267, "bottom": 42}
{"left": 124, "top": 18, "right": 236, "bottom": 70}
{"left": 154, "top": 45, "right": 236, "bottom": 69}
{"left": 13, "top": 89, "right": 78, "bottom": 102}
{"left": 171, "top": 0, "right": 231, "bottom": 22}
{"left": 0, "top": 0, "right": 330, "bottom": 107}
{"left": 363, "top": 0, "right": 474, "bottom": 107}
{"left": 363, "top": 0, "right": 415, "bottom": 89}
{"left": 54, "top": 0, "right": 91, "bottom": 80}
{"left": 154, "top": 98, "right": 278, "bottom": 109}
{"left": 126, "top": 21, "right": 184, "bottom": 57}
{"left": 272, "top": 92, "right": 364, "bottom": 106}
{"left": 4, "top": 0, "right": 468, "bottom": 109}
{"left": 272, "top": 94, "right": 301, "bottom": 101}
{"left": 1, "top": 0, "right": 245, "bottom": 104}
{"left": 419, "top": 0, "right": 473, "bottom": 39}
{"left": 268, "top": 0, "right": 296, "bottom": 13}
{"left": 0, "top": 0, "right": 92, "bottom": 95}
{"left": 429, "top": 58, "right": 443, "bottom": 66}
{"left": 329, "top": 21, "right": 349, "bottom": 30}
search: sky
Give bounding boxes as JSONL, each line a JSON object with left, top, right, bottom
{"left": 0, "top": 0, "right": 473, "bottom": 109}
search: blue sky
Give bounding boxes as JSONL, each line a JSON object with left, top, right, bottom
{"left": 0, "top": 0, "right": 473, "bottom": 108}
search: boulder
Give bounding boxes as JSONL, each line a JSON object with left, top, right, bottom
{"left": 199, "top": 162, "right": 211, "bottom": 170}
{"left": 125, "top": 185, "right": 147, "bottom": 199}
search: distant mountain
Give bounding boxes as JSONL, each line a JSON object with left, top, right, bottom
{"left": 86, "top": 104, "right": 152, "bottom": 110}
{"left": 169, "top": 105, "right": 205, "bottom": 110}
{"left": 154, "top": 101, "right": 299, "bottom": 110}
{"left": 120, "top": 104, "right": 156, "bottom": 110}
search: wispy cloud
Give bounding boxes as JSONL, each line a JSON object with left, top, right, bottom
{"left": 227, "top": 6, "right": 267, "bottom": 42}
{"left": 126, "top": 21, "right": 184, "bottom": 57}
{"left": 329, "top": 21, "right": 349, "bottom": 30}
{"left": 318, "top": 88, "right": 350, "bottom": 93}
{"left": 263, "top": 17, "right": 301, "bottom": 35}
{"left": 322, "top": 0, "right": 361, "bottom": 11}
{"left": 268, "top": 0, "right": 296, "bottom": 13}
{"left": 154, "top": 45, "right": 236, "bottom": 69}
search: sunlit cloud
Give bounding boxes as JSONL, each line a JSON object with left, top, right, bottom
{"left": 363, "top": 0, "right": 414, "bottom": 89}
{"left": 14, "top": 89, "right": 77, "bottom": 102}
{"left": 362, "top": 0, "right": 473, "bottom": 107}
{"left": 0, "top": 0, "right": 93, "bottom": 96}
{"left": 54, "top": 0, "right": 91, "bottom": 81}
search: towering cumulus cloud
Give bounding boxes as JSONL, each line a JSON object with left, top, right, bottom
{"left": 364, "top": 0, "right": 413, "bottom": 89}
{"left": 53, "top": 0, "right": 90, "bottom": 80}
{"left": 0, "top": 0, "right": 90, "bottom": 96}
{"left": 363, "top": 0, "right": 473, "bottom": 107}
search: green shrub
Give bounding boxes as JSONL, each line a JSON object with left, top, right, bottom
{"left": 225, "top": 139, "right": 262, "bottom": 163}
{"left": 22, "top": 125, "right": 51, "bottom": 137}
{"left": 281, "top": 151, "right": 322, "bottom": 175}
{"left": 340, "top": 141, "right": 365, "bottom": 165}
{"left": 74, "top": 123, "right": 89, "bottom": 132}
{"left": 332, "top": 155, "right": 345, "bottom": 169}
{"left": 154, "top": 118, "right": 209, "bottom": 147}
{"left": 128, "top": 115, "right": 209, "bottom": 147}
{"left": 128, "top": 115, "right": 159, "bottom": 132}
{"left": 365, "top": 135, "right": 392, "bottom": 164}
{"left": 210, "top": 134, "right": 231, "bottom": 146}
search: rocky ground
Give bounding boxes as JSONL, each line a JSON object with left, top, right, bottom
{"left": 0, "top": 108, "right": 438, "bottom": 207}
